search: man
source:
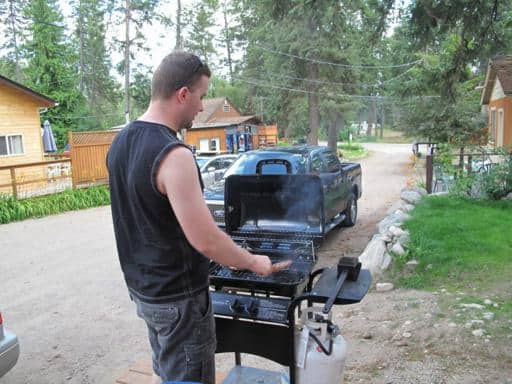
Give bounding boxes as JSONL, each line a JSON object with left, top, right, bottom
{"left": 107, "top": 52, "right": 276, "bottom": 384}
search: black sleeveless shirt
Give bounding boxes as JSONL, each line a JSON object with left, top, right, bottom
{"left": 107, "top": 120, "right": 209, "bottom": 302}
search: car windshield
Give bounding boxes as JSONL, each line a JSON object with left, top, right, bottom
{"left": 195, "top": 157, "right": 209, "bottom": 168}
{"left": 223, "top": 152, "right": 308, "bottom": 178}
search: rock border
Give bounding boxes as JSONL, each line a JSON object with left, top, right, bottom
{"left": 359, "top": 187, "right": 427, "bottom": 282}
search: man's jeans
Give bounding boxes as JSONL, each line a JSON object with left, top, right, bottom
{"left": 132, "top": 290, "right": 216, "bottom": 384}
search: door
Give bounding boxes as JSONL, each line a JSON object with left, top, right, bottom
{"left": 497, "top": 108, "right": 504, "bottom": 147}
{"left": 311, "top": 151, "right": 337, "bottom": 220}
{"left": 320, "top": 149, "right": 346, "bottom": 217}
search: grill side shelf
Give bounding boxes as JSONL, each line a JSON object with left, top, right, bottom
{"left": 308, "top": 267, "right": 372, "bottom": 305}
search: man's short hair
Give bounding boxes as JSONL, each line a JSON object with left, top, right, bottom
{"left": 151, "top": 52, "right": 211, "bottom": 101}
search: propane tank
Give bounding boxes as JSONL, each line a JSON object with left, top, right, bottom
{"left": 295, "top": 307, "right": 348, "bottom": 384}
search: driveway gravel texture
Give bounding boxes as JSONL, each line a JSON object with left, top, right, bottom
{"left": 1, "top": 143, "right": 510, "bottom": 383}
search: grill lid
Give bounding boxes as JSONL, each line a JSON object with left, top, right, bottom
{"left": 224, "top": 175, "right": 324, "bottom": 238}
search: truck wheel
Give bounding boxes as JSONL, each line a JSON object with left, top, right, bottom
{"left": 342, "top": 193, "right": 357, "bottom": 227}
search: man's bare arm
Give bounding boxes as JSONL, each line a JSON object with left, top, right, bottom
{"left": 156, "top": 146, "right": 272, "bottom": 276}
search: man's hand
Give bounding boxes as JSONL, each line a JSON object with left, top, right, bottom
{"left": 247, "top": 254, "right": 272, "bottom": 276}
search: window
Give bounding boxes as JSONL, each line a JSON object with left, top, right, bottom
{"left": 0, "top": 134, "right": 24, "bottom": 156}
{"left": 489, "top": 108, "right": 496, "bottom": 143}
{"left": 311, "top": 153, "right": 326, "bottom": 174}
{"left": 321, "top": 150, "right": 340, "bottom": 173}
{"left": 223, "top": 104, "right": 230, "bottom": 112}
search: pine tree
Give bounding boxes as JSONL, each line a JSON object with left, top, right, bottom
{"left": 0, "top": 0, "right": 28, "bottom": 81}
{"left": 22, "top": 0, "right": 85, "bottom": 147}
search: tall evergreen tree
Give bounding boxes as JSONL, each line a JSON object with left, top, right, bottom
{"left": 72, "top": 0, "right": 120, "bottom": 128}
{"left": 110, "top": 0, "right": 159, "bottom": 123}
{"left": 22, "top": 0, "right": 85, "bottom": 147}
{"left": 0, "top": 0, "right": 28, "bottom": 81}
{"left": 183, "top": 0, "right": 218, "bottom": 65}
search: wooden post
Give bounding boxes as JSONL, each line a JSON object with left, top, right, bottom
{"left": 68, "top": 131, "right": 76, "bottom": 189}
{"left": 426, "top": 153, "right": 433, "bottom": 194}
{"left": 10, "top": 167, "right": 17, "bottom": 198}
{"left": 467, "top": 155, "right": 472, "bottom": 173}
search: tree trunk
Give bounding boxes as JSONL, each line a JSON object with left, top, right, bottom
{"left": 367, "top": 96, "right": 376, "bottom": 136}
{"left": 175, "top": 0, "right": 182, "bottom": 51}
{"left": 307, "top": 62, "right": 319, "bottom": 145}
{"left": 78, "top": 0, "right": 85, "bottom": 93}
{"left": 327, "top": 112, "right": 338, "bottom": 153}
{"left": 380, "top": 100, "right": 385, "bottom": 139}
{"left": 222, "top": 4, "right": 233, "bottom": 83}
{"left": 124, "top": 0, "right": 131, "bottom": 124}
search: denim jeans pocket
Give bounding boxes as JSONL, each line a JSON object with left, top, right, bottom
{"left": 136, "top": 301, "right": 180, "bottom": 332}
{"left": 184, "top": 339, "right": 216, "bottom": 384}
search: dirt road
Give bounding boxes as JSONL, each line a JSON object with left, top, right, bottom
{"left": 3, "top": 143, "right": 508, "bottom": 383}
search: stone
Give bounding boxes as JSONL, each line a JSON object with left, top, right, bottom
{"left": 376, "top": 282, "right": 394, "bottom": 292}
{"left": 405, "top": 259, "right": 419, "bottom": 272}
{"left": 381, "top": 253, "right": 392, "bottom": 270}
{"left": 484, "top": 299, "right": 493, "bottom": 305}
{"left": 398, "top": 232, "right": 411, "bottom": 246}
{"left": 359, "top": 237, "right": 388, "bottom": 276}
{"left": 400, "top": 190, "right": 422, "bottom": 205}
{"left": 362, "top": 333, "right": 373, "bottom": 340}
{"left": 390, "top": 242, "right": 406, "bottom": 256}
{"left": 389, "top": 225, "right": 406, "bottom": 238}
{"left": 472, "top": 329, "right": 485, "bottom": 337}
{"left": 402, "top": 332, "right": 412, "bottom": 338}
{"left": 465, "top": 320, "right": 484, "bottom": 329}
{"left": 483, "top": 312, "right": 495, "bottom": 321}
{"left": 460, "top": 303, "right": 485, "bottom": 310}
{"left": 402, "top": 203, "right": 415, "bottom": 213}
{"left": 448, "top": 322, "right": 457, "bottom": 328}
{"left": 378, "top": 211, "right": 410, "bottom": 235}
{"left": 407, "top": 186, "right": 428, "bottom": 196}
{"left": 502, "top": 192, "right": 512, "bottom": 200}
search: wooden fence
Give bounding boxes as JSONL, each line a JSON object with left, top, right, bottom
{"left": 69, "top": 130, "right": 117, "bottom": 188}
{"left": 0, "top": 159, "right": 72, "bottom": 198}
{"left": 425, "top": 147, "right": 510, "bottom": 193}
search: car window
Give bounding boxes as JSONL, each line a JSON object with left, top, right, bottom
{"left": 321, "top": 150, "right": 340, "bottom": 173}
{"left": 223, "top": 152, "right": 307, "bottom": 178}
{"left": 207, "top": 159, "right": 223, "bottom": 170}
{"left": 311, "top": 153, "right": 327, "bottom": 174}
{"left": 196, "top": 157, "right": 208, "bottom": 168}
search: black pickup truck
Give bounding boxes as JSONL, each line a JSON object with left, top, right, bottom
{"left": 204, "top": 145, "right": 362, "bottom": 236}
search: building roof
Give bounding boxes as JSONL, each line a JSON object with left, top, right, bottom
{"left": 0, "top": 74, "right": 57, "bottom": 107}
{"left": 480, "top": 55, "right": 512, "bottom": 105}
{"left": 192, "top": 115, "right": 261, "bottom": 129}
{"left": 193, "top": 97, "right": 243, "bottom": 124}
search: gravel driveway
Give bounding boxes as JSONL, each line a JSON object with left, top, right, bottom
{"left": 5, "top": 143, "right": 508, "bottom": 384}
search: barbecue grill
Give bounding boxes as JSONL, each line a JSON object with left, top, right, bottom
{"left": 211, "top": 174, "right": 371, "bottom": 384}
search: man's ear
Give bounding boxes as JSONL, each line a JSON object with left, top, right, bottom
{"left": 176, "top": 87, "right": 188, "bottom": 103}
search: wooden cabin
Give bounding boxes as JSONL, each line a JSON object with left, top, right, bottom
{"left": 183, "top": 97, "right": 278, "bottom": 154}
{"left": 0, "top": 75, "right": 56, "bottom": 166}
{"left": 480, "top": 55, "right": 512, "bottom": 148}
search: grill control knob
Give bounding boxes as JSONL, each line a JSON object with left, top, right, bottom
{"left": 230, "top": 298, "right": 245, "bottom": 313}
{"left": 248, "top": 299, "right": 258, "bottom": 316}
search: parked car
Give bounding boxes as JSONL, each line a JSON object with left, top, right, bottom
{"left": 195, "top": 154, "right": 239, "bottom": 188}
{"left": 0, "top": 310, "right": 20, "bottom": 378}
{"left": 203, "top": 145, "right": 362, "bottom": 232}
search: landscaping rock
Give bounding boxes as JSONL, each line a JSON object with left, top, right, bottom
{"left": 408, "top": 186, "right": 427, "bottom": 196}
{"left": 460, "top": 303, "right": 485, "bottom": 310}
{"left": 378, "top": 211, "right": 410, "bottom": 235}
{"left": 359, "top": 237, "right": 388, "bottom": 277}
{"left": 401, "top": 190, "right": 422, "bottom": 205}
{"left": 398, "top": 232, "right": 411, "bottom": 247}
{"left": 376, "top": 282, "right": 394, "bottom": 292}
{"left": 472, "top": 329, "right": 485, "bottom": 337}
{"left": 390, "top": 242, "right": 406, "bottom": 256}
{"left": 502, "top": 192, "right": 512, "bottom": 200}
{"left": 405, "top": 259, "right": 419, "bottom": 272}
{"left": 389, "top": 225, "right": 406, "bottom": 238}
{"left": 483, "top": 312, "right": 495, "bottom": 321}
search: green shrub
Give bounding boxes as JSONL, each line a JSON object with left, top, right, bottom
{"left": 482, "top": 160, "right": 512, "bottom": 200}
{"left": 0, "top": 186, "right": 110, "bottom": 224}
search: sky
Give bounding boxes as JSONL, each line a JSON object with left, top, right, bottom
{"left": 60, "top": 0, "right": 215, "bottom": 76}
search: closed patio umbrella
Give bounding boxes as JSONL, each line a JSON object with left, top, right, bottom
{"left": 42, "top": 120, "right": 57, "bottom": 153}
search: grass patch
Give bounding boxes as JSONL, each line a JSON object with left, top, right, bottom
{"left": 337, "top": 142, "right": 369, "bottom": 159}
{"left": 392, "top": 195, "right": 512, "bottom": 292}
{"left": 0, "top": 186, "right": 110, "bottom": 224}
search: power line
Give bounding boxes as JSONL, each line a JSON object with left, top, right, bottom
{"left": 233, "top": 76, "right": 440, "bottom": 100}
{"left": 254, "top": 62, "right": 421, "bottom": 88}
{"left": 253, "top": 44, "right": 423, "bottom": 69}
